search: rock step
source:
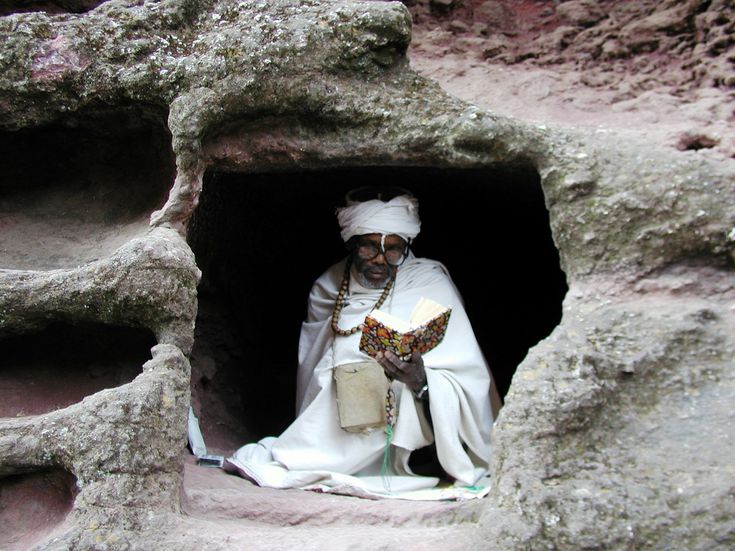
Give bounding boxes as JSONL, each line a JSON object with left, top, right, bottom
{"left": 182, "top": 458, "right": 484, "bottom": 528}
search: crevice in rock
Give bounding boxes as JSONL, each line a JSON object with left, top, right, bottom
{"left": 0, "top": 322, "right": 156, "bottom": 418}
{"left": 186, "top": 165, "right": 567, "bottom": 453}
{"left": 677, "top": 132, "right": 719, "bottom": 151}
{"left": 0, "top": 0, "right": 106, "bottom": 16}
{"left": 0, "top": 104, "right": 175, "bottom": 271}
{"left": 0, "top": 468, "right": 78, "bottom": 551}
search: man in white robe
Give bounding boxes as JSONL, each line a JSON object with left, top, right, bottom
{"left": 228, "top": 192, "right": 495, "bottom": 495}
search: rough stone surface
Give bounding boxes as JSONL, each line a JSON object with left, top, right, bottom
{"left": 0, "top": 0, "right": 733, "bottom": 549}
{"left": 409, "top": 0, "right": 735, "bottom": 159}
{"left": 478, "top": 272, "right": 735, "bottom": 549}
{"left": 0, "top": 343, "right": 191, "bottom": 548}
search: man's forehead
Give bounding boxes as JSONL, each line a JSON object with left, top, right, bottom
{"left": 358, "top": 233, "right": 407, "bottom": 245}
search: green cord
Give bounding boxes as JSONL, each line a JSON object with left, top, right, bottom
{"left": 381, "top": 386, "right": 397, "bottom": 492}
{"left": 381, "top": 424, "right": 393, "bottom": 492}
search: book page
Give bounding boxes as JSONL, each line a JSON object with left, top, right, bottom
{"left": 369, "top": 308, "right": 412, "bottom": 333}
{"left": 370, "top": 298, "right": 449, "bottom": 332}
{"left": 410, "top": 297, "right": 448, "bottom": 327}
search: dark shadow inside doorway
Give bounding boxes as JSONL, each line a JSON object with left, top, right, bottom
{"left": 186, "top": 165, "right": 567, "bottom": 451}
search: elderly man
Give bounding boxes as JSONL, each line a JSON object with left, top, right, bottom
{"left": 228, "top": 190, "right": 495, "bottom": 495}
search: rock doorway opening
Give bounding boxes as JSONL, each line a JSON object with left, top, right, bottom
{"left": 186, "top": 165, "right": 567, "bottom": 454}
{"left": 0, "top": 104, "right": 175, "bottom": 271}
{"left": 0, "top": 322, "right": 156, "bottom": 418}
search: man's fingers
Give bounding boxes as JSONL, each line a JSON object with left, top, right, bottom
{"left": 376, "top": 351, "right": 397, "bottom": 378}
{"left": 383, "top": 350, "right": 400, "bottom": 365}
{"left": 377, "top": 351, "right": 424, "bottom": 385}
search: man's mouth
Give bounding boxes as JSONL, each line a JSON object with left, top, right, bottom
{"left": 366, "top": 269, "right": 388, "bottom": 280}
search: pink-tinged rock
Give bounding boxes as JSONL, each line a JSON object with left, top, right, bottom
{"left": 31, "top": 35, "right": 90, "bottom": 81}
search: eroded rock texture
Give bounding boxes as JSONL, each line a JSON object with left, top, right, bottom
{"left": 0, "top": 0, "right": 733, "bottom": 549}
{"left": 409, "top": 0, "right": 735, "bottom": 159}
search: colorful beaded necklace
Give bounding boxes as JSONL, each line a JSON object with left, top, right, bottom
{"left": 330, "top": 257, "right": 395, "bottom": 336}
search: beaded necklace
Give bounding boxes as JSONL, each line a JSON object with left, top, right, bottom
{"left": 330, "top": 257, "right": 395, "bottom": 336}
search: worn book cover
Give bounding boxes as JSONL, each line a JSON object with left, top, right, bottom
{"left": 333, "top": 361, "right": 389, "bottom": 433}
{"left": 359, "top": 297, "right": 451, "bottom": 360}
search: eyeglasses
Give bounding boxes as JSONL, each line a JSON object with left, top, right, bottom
{"left": 354, "top": 239, "right": 410, "bottom": 266}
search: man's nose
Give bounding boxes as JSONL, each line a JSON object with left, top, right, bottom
{"left": 370, "top": 251, "right": 387, "bottom": 264}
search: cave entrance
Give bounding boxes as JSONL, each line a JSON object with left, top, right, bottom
{"left": 186, "top": 165, "right": 567, "bottom": 453}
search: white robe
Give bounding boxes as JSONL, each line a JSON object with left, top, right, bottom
{"left": 229, "top": 256, "right": 494, "bottom": 494}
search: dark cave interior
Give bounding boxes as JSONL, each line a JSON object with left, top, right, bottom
{"left": 186, "top": 164, "right": 568, "bottom": 452}
{"left": 0, "top": 0, "right": 106, "bottom": 16}
{"left": 0, "top": 104, "right": 175, "bottom": 270}
{"left": 0, "top": 322, "right": 156, "bottom": 418}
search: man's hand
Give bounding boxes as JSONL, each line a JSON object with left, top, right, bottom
{"left": 375, "top": 350, "right": 426, "bottom": 392}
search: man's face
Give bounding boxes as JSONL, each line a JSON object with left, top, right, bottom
{"left": 350, "top": 233, "right": 407, "bottom": 289}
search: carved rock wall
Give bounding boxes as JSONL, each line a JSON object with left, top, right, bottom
{"left": 0, "top": 0, "right": 733, "bottom": 549}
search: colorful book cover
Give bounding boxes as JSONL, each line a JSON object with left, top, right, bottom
{"left": 359, "top": 298, "right": 451, "bottom": 360}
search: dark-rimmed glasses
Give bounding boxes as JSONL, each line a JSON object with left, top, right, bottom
{"left": 353, "top": 238, "right": 410, "bottom": 267}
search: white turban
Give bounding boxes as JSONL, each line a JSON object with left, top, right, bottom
{"left": 336, "top": 195, "right": 421, "bottom": 243}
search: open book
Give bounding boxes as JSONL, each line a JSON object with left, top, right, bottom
{"left": 359, "top": 297, "right": 451, "bottom": 360}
